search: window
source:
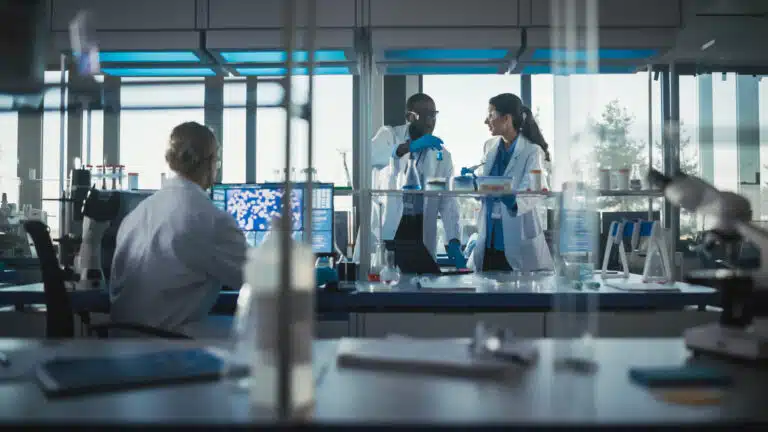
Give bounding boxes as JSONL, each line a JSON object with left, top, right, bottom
{"left": 119, "top": 77, "right": 205, "bottom": 189}
{"left": 422, "top": 75, "right": 521, "bottom": 176}
{"left": 43, "top": 71, "right": 67, "bottom": 237}
{"left": 0, "top": 110, "right": 18, "bottom": 206}
{"left": 223, "top": 78, "right": 246, "bottom": 183}
{"left": 711, "top": 73, "right": 738, "bottom": 193}
{"left": 255, "top": 75, "right": 353, "bottom": 187}
{"left": 761, "top": 77, "right": 768, "bottom": 220}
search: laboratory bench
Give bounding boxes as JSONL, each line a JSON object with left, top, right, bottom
{"left": 0, "top": 273, "right": 721, "bottom": 340}
{"left": 0, "top": 337, "right": 763, "bottom": 427}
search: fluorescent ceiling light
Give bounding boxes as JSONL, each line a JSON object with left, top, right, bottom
{"left": 99, "top": 51, "right": 200, "bottom": 63}
{"left": 384, "top": 49, "right": 508, "bottom": 61}
{"left": 385, "top": 65, "right": 500, "bottom": 75}
{"left": 521, "top": 64, "right": 635, "bottom": 74}
{"left": 235, "top": 66, "right": 350, "bottom": 76}
{"left": 221, "top": 50, "right": 347, "bottom": 63}
{"left": 531, "top": 49, "right": 658, "bottom": 61}
{"left": 101, "top": 67, "right": 216, "bottom": 77}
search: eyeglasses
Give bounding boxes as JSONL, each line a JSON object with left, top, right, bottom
{"left": 407, "top": 110, "right": 439, "bottom": 121}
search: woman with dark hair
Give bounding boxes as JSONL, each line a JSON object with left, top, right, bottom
{"left": 467, "top": 93, "right": 553, "bottom": 272}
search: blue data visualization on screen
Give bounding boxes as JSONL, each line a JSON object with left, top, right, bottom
{"left": 211, "top": 183, "right": 334, "bottom": 254}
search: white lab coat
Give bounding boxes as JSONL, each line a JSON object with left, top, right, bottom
{"left": 469, "top": 136, "right": 554, "bottom": 272}
{"left": 352, "top": 124, "right": 410, "bottom": 261}
{"left": 110, "top": 176, "right": 248, "bottom": 334}
{"left": 380, "top": 145, "right": 461, "bottom": 257}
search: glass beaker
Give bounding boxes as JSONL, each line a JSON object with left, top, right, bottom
{"left": 379, "top": 250, "right": 401, "bottom": 285}
{"left": 630, "top": 163, "right": 643, "bottom": 191}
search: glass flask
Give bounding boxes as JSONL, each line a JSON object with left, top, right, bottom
{"left": 368, "top": 243, "right": 386, "bottom": 282}
{"left": 379, "top": 250, "right": 401, "bottom": 285}
{"left": 402, "top": 159, "right": 422, "bottom": 191}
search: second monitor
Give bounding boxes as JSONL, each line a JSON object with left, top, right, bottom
{"left": 211, "top": 182, "right": 334, "bottom": 255}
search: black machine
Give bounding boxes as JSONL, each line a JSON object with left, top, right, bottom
{"left": 385, "top": 240, "right": 471, "bottom": 276}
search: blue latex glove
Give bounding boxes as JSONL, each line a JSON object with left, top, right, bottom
{"left": 409, "top": 134, "right": 443, "bottom": 153}
{"left": 315, "top": 266, "right": 339, "bottom": 288}
{"left": 500, "top": 194, "right": 517, "bottom": 211}
{"left": 460, "top": 167, "right": 477, "bottom": 177}
{"left": 447, "top": 239, "right": 467, "bottom": 269}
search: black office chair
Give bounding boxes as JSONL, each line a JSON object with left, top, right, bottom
{"left": 23, "top": 220, "right": 190, "bottom": 339}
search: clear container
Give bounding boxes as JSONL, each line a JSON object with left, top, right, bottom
{"left": 403, "top": 159, "right": 422, "bottom": 191}
{"left": 379, "top": 250, "right": 401, "bottom": 286}
{"left": 227, "top": 219, "right": 316, "bottom": 417}
{"left": 452, "top": 175, "right": 476, "bottom": 191}
{"left": 629, "top": 163, "right": 643, "bottom": 191}
{"left": 368, "top": 247, "right": 384, "bottom": 282}
{"left": 476, "top": 176, "right": 514, "bottom": 193}
{"left": 424, "top": 176, "right": 448, "bottom": 191}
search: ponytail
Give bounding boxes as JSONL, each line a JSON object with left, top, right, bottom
{"left": 520, "top": 107, "right": 551, "bottom": 162}
{"left": 488, "top": 93, "right": 551, "bottom": 162}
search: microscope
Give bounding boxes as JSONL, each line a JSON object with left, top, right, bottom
{"left": 74, "top": 187, "right": 120, "bottom": 291}
{"left": 648, "top": 169, "right": 768, "bottom": 360}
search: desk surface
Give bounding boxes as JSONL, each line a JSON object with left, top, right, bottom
{"left": 0, "top": 337, "right": 763, "bottom": 427}
{"left": 1, "top": 273, "right": 718, "bottom": 314}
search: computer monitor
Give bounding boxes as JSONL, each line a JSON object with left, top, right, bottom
{"left": 211, "top": 182, "right": 335, "bottom": 255}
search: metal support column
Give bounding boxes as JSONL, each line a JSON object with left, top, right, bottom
{"left": 661, "top": 66, "right": 680, "bottom": 252}
{"left": 736, "top": 74, "right": 761, "bottom": 215}
{"left": 204, "top": 75, "right": 224, "bottom": 183}
{"left": 697, "top": 74, "right": 714, "bottom": 183}
{"left": 66, "top": 78, "right": 83, "bottom": 175}
{"left": 17, "top": 107, "right": 43, "bottom": 208}
{"left": 383, "top": 75, "right": 420, "bottom": 127}
{"left": 245, "top": 77, "right": 258, "bottom": 183}
{"left": 520, "top": 74, "right": 532, "bottom": 107}
{"left": 102, "top": 76, "right": 120, "bottom": 166}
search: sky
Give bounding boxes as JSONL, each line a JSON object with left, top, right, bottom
{"left": 2, "top": 71, "right": 767, "bottom": 237}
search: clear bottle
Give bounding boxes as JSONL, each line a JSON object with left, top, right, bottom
{"left": 630, "top": 163, "right": 643, "bottom": 191}
{"left": 403, "top": 159, "right": 422, "bottom": 191}
{"left": 228, "top": 217, "right": 316, "bottom": 416}
{"left": 379, "top": 250, "right": 401, "bottom": 285}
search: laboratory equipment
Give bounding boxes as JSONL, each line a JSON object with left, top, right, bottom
{"left": 336, "top": 149, "right": 353, "bottom": 188}
{"left": 452, "top": 175, "right": 476, "bottom": 191}
{"left": 75, "top": 187, "right": 120, "bottom": 291}
{"left": 647, "top": 168, "right": 768, "bottom": 360}
{"left": 424, "top": 177, "right": 448, "bottom": 191}
{"left": 403, "top": 159, "right": 422, "bottom": 191}
{"left": 210, "top": 182, "right": 335, "bottom": 255}
{"left": 600, "top": 220, "right": 672, "bottom": 284}
{"left": 598, "top": 168, "right": 610, "bottom": 190}
{"left": 557, "top": 181, "right": 596, "bottom": 282}
{"left": 315, "top": 256, "right": 338, "bottom": 289}
{"left": 616, "top": 168, "right": 630, "bottom": 190}
{"left": 475, "top": 176, "right": 514, "bottom": 193}
{"left": 528, "top": 170, "right": 542, "bottom": 191}
{"left": 231, "top": 217, "right": 315, "bottom": 414}
{"left": 630, "top": 164, "right": 643, "bottom": 191}
{"left": 368, "top": 245, "right": 385, "bottom": 282}
{"left": 379, "top": 250, "right": 401, "bottom": 285}
{"left": 127, "top": 173, "right": 139, "bottom": 190}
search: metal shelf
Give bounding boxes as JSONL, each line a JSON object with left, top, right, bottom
{"left": 333, "top": 188, "right": 664, "bottom": 198}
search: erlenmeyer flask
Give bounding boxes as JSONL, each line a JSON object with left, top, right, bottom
{"left": 403, "top": 159, "right": 422, "bottom": 191}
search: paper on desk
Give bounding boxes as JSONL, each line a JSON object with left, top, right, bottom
{"left": 336, "top": 337, "right": 524, "bottom": 379}
{"left": 605, "top": 281, "right": 681, "bottom": 292}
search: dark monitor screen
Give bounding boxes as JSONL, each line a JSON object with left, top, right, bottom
{"left": 211, "top": 183, "right": 334, "bottom": 255}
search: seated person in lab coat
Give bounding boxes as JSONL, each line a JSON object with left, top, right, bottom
{"left": 109, "top": 122, "right": 247, "bottom": 337}
{"left": 469, "top": 93, "right": 553, "bottom": 272}
{"left": 379, "top": 93, "right": 465, "bottom": 267}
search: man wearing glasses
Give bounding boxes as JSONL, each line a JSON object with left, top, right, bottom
{"left": 110, "top": 122, "right": 247, "bottom": 338}
{"left": 355, "top": 93, "right": 465, "bottom": 268}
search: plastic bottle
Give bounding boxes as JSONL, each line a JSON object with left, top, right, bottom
{"left": 234, "top": 217, "right": 316, "bottom": 416}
